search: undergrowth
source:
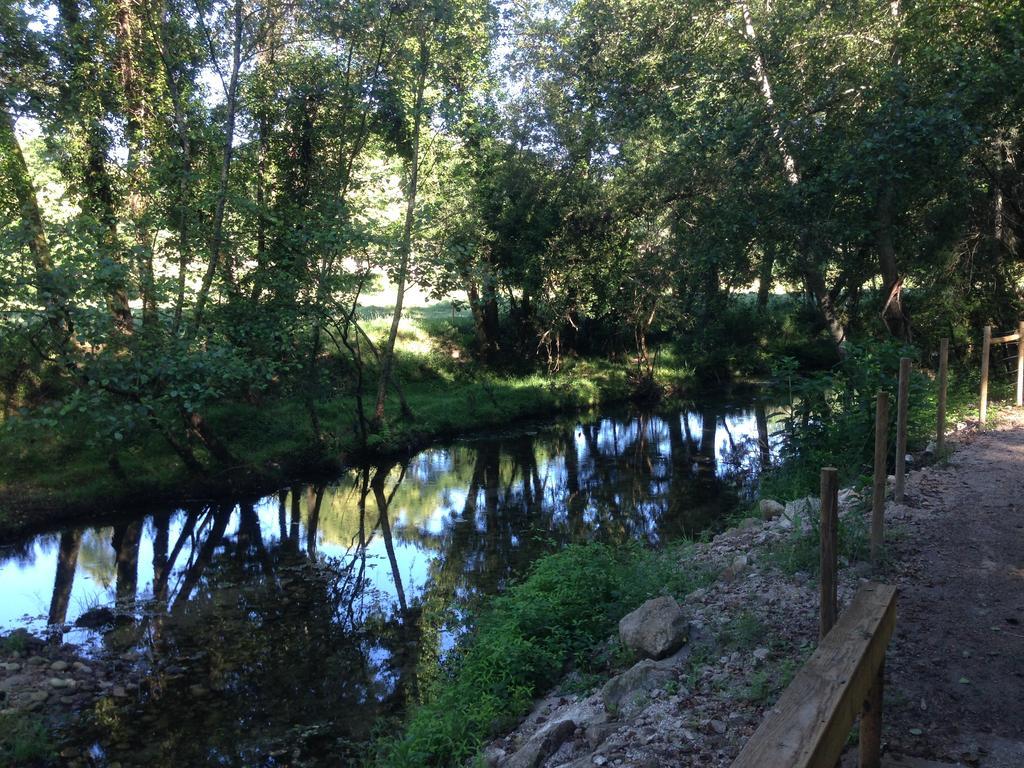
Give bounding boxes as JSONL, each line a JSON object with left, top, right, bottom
{"left": 372, "top": 542, "right": 712, "bottom": 767}
{"left": 0, "top": 712, "right": 54, "bottom": 765}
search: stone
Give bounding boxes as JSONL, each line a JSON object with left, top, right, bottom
{"left": 738, "top": 517, "right": 760, "bottom": 530}
{"left": 759, "top": 499, "right": 785, "bottom": 520}
{"left": 483, "top": 746, "right": 507, "bottom": 767}
{"left": 189, "top": 684, "right": 208, "bottom": 697}
{"left": 49, "top": 677, "right": 70, "bottom": 689}
{"left": 601, "top": 659, "right": 675, "bottom": 716}
{"left": 837, "top": 488, "right": 860, "bottom": 507}
{"left": 0, "top": 662, "right": 21, "bottom": 673}
{"left": 27, "top": 690, "right": 49, "bottom": 703}
{"left": 74, "top": 607, "right": 117, "bottom": 630}
{"left": 503, "top": 718, "right": 576, "bottom": 768}
{"left": 585, "top": 723, "right": 617, "bottom": 749}
{"left": 720, "top": 555, "right": 750, "bottom": 584}
{"left": 752, "top": 647, "right": 769, "bottom": 662}
{"left": 618, "top": 596, "right": 689, "bottom": 660}
{"left": 50, "top": 660, "right": 69, "bottom": 672}
{"left": 784, "top": 496, "right": 819, "bottom": 523}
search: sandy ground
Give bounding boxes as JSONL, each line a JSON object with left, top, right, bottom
{"left": 878, "top": 413, "right": 1024, "bottom": 767}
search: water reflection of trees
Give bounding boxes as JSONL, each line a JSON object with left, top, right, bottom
{"left": 29, "top": 404, "right": 774, "bottom": 765}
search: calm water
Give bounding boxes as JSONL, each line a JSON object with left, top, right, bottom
{"left": 0, "top": 401, "right": 776, "bottom": 765}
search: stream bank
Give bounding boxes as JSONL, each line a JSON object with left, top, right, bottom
{"left": 481, "top": 417, "right": 994, "bottom": 768}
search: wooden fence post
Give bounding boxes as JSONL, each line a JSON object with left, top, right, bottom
{"left": 937, "top": 339, "right": 949, "bottom": 454}
{"left": 894, "top": 358, "right": 911, "bottom": 502}
{"left": 819, "top": 467, "right": 839, "bottom": 640}
{"left": 871, "top": 392, "right": 889, "bottom": 566}
{"left": 1017, "top": 321, "right": 1024, "bottom": 407}
{"left": 980, "top": 325, "right": 991, "bottom": 424}
{"left": 859, "top": 660, "right": 885, "bottom": 768}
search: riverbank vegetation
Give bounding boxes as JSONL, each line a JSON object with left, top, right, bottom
{"left": 3, "top": 0, "right": 1024, "bottom": 528}
{"left": 374, "top": 541, "right": 711, "bottom": 766}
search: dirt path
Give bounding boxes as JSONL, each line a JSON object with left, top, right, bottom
{"left": 879, "top": 414, "right": 1024, "bottom": 767}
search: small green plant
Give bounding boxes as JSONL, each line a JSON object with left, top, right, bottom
{"left": 766, "top": 506, "right": 872, "bottom": 577}
{"left": 740, "top": 668, "right": 773, "bottom": 703}
{"left": 0, "top": 630, "right": 30, "bottom": 655}
{"left": 719, "top": 611, "right": 766, "bottom": 651}
{"left": 0, "top": 712, "right": 55, "bottom": 765}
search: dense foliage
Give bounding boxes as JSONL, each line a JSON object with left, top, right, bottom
{"left": 1, "top": 0, "right": 1023, "bottom": 488}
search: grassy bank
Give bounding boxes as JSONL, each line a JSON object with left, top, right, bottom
{"left": 371, "top": 541, "right": 712, "bottom": 767}
{"left": 0, "top": 349, "right": 695, "bottom": 539}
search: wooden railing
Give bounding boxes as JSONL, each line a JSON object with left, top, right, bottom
{"left": 980, "top": 321, "right": 1024, "bottom": 423}
{"left": 731, "top": 582, "right": 897, "bottom": 768}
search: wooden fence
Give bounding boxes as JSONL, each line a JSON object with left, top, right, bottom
{"left": 731, "top": 583, "right": 897, "bottom": 768}
{"left": 979, "top": 322, "right": 1024, "bottom": 423}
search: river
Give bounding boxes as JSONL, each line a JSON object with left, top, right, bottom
{"left": 0, "top": 398, "right": 777, "bottom": 766}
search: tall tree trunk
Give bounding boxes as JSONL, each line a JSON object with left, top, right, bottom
{"left": 114, "top": 0, "right": 157, "bottom": 329}
{"left": 876, "top": 0, "right": 911, "bottom": 341}
{"left": 56, "top": 0, "right": 134, "bottom": 334}
{"left": 740, "top": 2, "right": 846, "bottom": 349}
{"left": 373, "top": 37, "right": 429, "bottom": 429}
{"left": 192, "top": 0, "right": 244, "bottom": 334}
{"left": 0, "top": 99, "right": 74, "bottom": 346}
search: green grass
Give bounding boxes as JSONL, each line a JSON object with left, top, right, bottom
{"left": 0, "top": 308, "right": 696, "bottom": 535}
{"left": 371, "top": 541, "right": 712, "bottom": 767}
{"left": 0, "top": 712, "right": 55, "bottom": 766}
{"left": 765, "top": 503, "right": 872, "bottom": 577}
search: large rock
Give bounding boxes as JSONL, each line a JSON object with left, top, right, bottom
{"left": 784, "top": 496, "right": 819, "bottom": 521}
{"left": 618, "top": 596, "right": 689, "bottom": 660}
{"left": 760, "top": 499, "right": 785, "bottom": 520}
{"left": 601, "top": 659, "right": 675, "bottom": 716}
{"left": 502, "top": 718, "right": 577, "bottom": 768}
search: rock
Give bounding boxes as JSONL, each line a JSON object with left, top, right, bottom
{"left": 837, "top": 488, "right": 860, "bottom": 507}
{"left": 618, "top": 596, "right": 689, "bottom": 660}
{"left": 504, "top": 718, "right": 576, "bottom": 768}
{"left": 0, "top": 662, "right": 21, "bottom": 673}
{"left": 26, "top": 657, "right": 47, "bottom": 667}
{"left": 720, "top": 555, "right": 749, "bottom": 584}
{"left": 707, "top": 719, "right": 727, "bottom": 734}
{"left": 738, "top": 517, "right": 760, "bottom": 530}
{"left": 592, "top": 757, "right": 608, "bottom": 766}
{"left": 483, "top": 746, "right": 507, "bottom": 767}
{"left": 72, "top": 662, "right": 92, "bottom": 674}
{"left": 585, "top": 723, "right": 617, "bottom": 749}
{"left": 759, "top": 499, "right": 785, "bottom": 520}
{"left": 784, "top": 496, "right": 819, "bottom": 523}
{"left": 752, "top": 647, "right": 769, "bottom": 662}
{"left": 49, "top": 677, "right": 70, "bottom": 689}
{"left": 0, "top": 673, "right": 33, "bottom": 693}
{"left": 50, "top": 660, "right": 69, "bottom": 672}
{"left": 601, "top": 659, "right": 675, "bottom": 716}
{"left": 189, "top": 684, "right": 208, "bottom": 697}
{"left": 75, "top": 607, "right": 117, "bottom": 630}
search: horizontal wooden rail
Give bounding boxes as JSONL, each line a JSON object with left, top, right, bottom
{"left": 731, "top": 582, "right": 897, "bottom": 768}
{"left": 991, "top": 332, "right": 1021, "bottom": 345}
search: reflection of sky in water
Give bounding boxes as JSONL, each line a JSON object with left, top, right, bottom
{"left": 0, "top": 404, "right": 779, "bottom": 643}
